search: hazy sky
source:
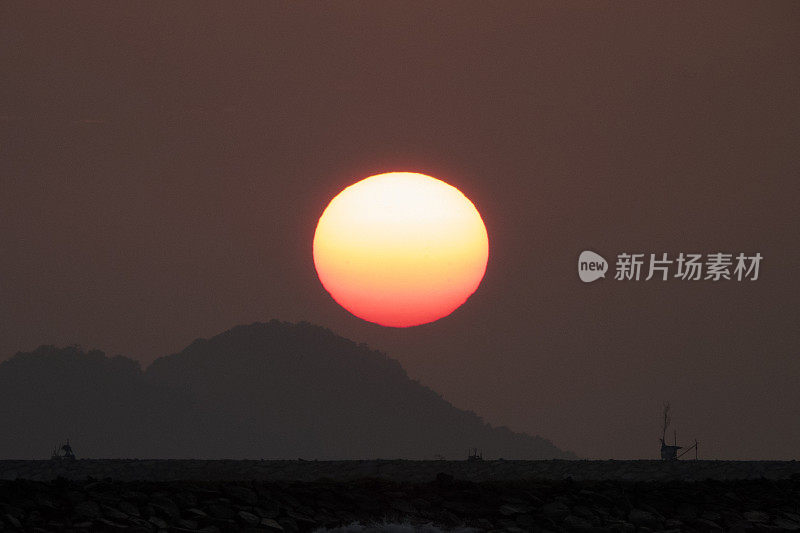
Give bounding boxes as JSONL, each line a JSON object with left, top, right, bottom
{"left": 2, "top": 2, "right": 798, "bottom": 460}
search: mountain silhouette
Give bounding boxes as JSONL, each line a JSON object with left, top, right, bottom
{"left": 0, "top": 321, "right": 574, "bottom": 459}
{"left": 0, "top": 345, "right": 199, "bottom": 458}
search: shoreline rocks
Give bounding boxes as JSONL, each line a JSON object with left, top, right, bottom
{"left": 0, "top": 459, "right": 799, "bottom": 483}
{"left": 0, "top": 474, "right": 798, "bottom": 531}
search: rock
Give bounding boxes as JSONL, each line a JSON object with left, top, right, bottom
{"left": 173, "top": 491, "right": 197, "bottom": 508}
{"left": 101, "top": 505, "right": 129, "bottom": 521}
{"left": 27, "top": 510, "right": 45, "bottom": 528}
{"left": 254, "top": 501, "right": 281, "bottom": 518}
{"left": 744, "top": 511, "right": 770, "bottom": 523}
{"left": 223, "top": 485, "right": 257, "bottom": 505}
{"left": 692, "top": 518, "right": 723, "bottom": 530}
{"left": 499, "top": 503, "right": 533, "bottom": 516}
{"left": 442, "top": 500, "right": 468, "bottom": 514}
{"left": 2, "top": 465, "right": 800, "bottom": 532}
{"left": 206, "top": 503, "right": 236, "bottom": 520}
{"left": 175, "top": 518, "right": 199, "bottom": 529}
{"left": 628, "top": 509, "right": 662, "bottom": 528}
{"left": 664, "top": 518, "right": 684, "bottom": 528}
{"left": 390, "top": 499, "right": 415, "bottom": 514}
{"left": 774, "top": 518, "right": 800, "bottom": 530}
{"left": 515, "top": 513, "right": 536, "bottom": 529}
{"left": 719, "top": 508, "right": 745, "bottom": 527}
{"left": 118, "top": 501, "right": 140, "bottom": 516}
{"left": 541, "top": 501, "right": 570, "bottom": 520}
{"left": 73, "top": 500, "right": 101, "bottom": 519}
{"left": 95, "top": 517, "right": 128, "bottom": 530}
{"left": 260, "top": 518, "right": 284, "bottom": 531}
{"left": 33, "top": 495, "right": 57, "bottom": 511}
{"left": 126, "top": 517, "right": 153, "bottom": 529}
{"left": 475, "top": 518, "right": 494, "bottom": 529}
{"left": 147, "top": 515, "right": 168, "bottom": 529}
{"left": 237, "top": 510, "right": 260, "bottom": 525}
{"left": 435, "top": 472, "right": 454, "bottom": 484}
{"left": 285, "top": 508, "right": 317, "bottom": 528}
{"left": 85, "top": 481, "right": 114, "bottom": 493}
{"left": 0, "top": 505, "right": 23, "bottom": 520}
{"left": 572, "top": 505, "right": 598, "bottom": 523}
{"left": 563, "top": 514, "right": 592, "bottom": 530}
{"left": 64, "top": 490, "right": 86, "bottom": 505}
{"left": 605, "top": 520, "right": 635, "bottom": 533}
{"left": 183, "top": 508, "right": 206, "bottom": 521}
{"left": 729, "top": 522, "right": 788, "bottom": 533}
{"left": 2, "top": 514, "right": 21, "bottom": 529}
{"left": 208, "top": 518, "right": 236, "bottom": 529}
{"left": 277, "top": 517, "right": 298, "bottom": 533}
{"left": 150, "top": 497, "right": 180, "bottom": 521}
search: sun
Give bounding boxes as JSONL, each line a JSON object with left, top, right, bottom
{"left": 313, "top": 172, "right": 489, "bottom": 327}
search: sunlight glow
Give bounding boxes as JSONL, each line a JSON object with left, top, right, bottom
{"left": 313, "top": 172, "right": 489, "bottom": 327}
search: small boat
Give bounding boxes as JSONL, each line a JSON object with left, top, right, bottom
{"left": 51, "top": 440, "right": 76, "bottom": 460}
{"left": 467, "top": 447, "right": 483, "bottom": 461}
{"left": 660, "top": 403, "right": 698, "bottom": 460}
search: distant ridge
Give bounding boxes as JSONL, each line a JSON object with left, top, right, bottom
{"left": 0, "top": 321, "right": 574, "bottom": 459}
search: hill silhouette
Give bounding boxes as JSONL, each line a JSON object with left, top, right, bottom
{"left": 0, "top": 321, "right": 574, "bottom": 459}
{"left": 0, "top": 345, "right": 199, "bottom": 458}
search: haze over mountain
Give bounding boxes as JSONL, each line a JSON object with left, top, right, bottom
{"left": 0, "top": 321, "right": 573, "bottom": 460}
{"left": 0, "top": 345, "right": 198, "bottom": 458}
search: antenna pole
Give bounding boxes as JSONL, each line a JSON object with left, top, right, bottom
{"left": 662, "top": 402, "right": 671, "bottom": 442}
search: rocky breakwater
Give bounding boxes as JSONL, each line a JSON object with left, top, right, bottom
{"left": 0, "top": 474, "right": 800, "bottom": 532}
{"left": 2, "top": 460, "right": 800, "bottom": 483}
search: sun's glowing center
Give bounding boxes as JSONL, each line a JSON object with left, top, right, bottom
{"left": 313, "top": 172, "right": 489, "bottom": 327}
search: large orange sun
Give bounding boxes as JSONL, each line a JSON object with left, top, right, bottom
{"left": 313, "top": 172, "right": 489, "bottom": 327}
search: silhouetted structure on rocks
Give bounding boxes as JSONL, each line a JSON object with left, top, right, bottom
{"left": 660, "top": 403, "right": 698, "bottom": 460}
{"left": 50, "top": 440, "right": 75, "bottom": 460}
